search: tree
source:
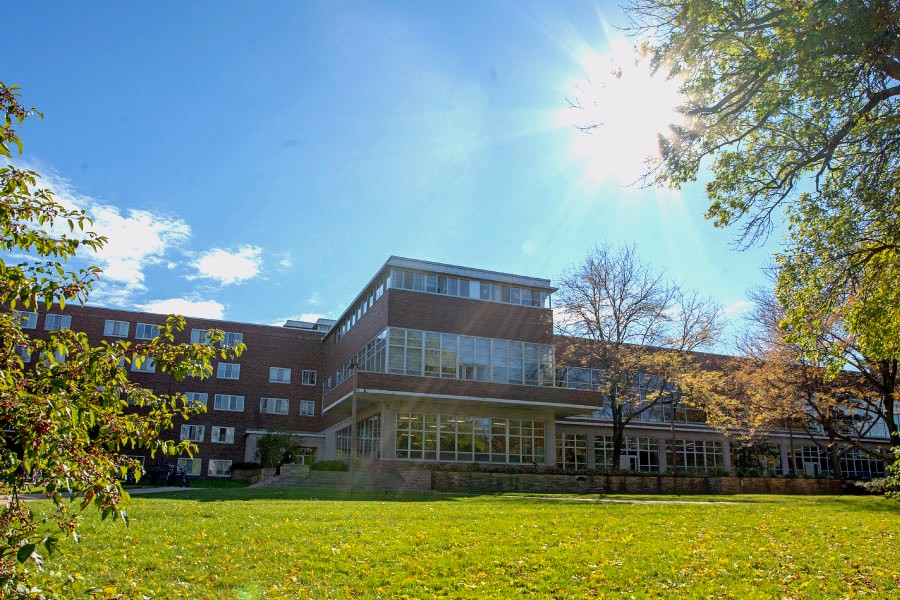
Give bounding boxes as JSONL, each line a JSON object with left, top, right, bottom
{"left": 0, "top": 82, "right": 243, "bottom": 597}
{"left": 700, "top": 288, "right": 894, "bottom": 476}
{"left": 555, "top": 244, "right": 723, "bottom": 471}
{"left": 256, "top": 432, "right": 305, "bottom": 469}
{"left": 620, "top": 0, "right": 900, "bottom": 447}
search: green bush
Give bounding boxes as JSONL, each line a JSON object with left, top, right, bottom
{"left": 230, "top": 462, "right": 262, "bottom": 471}
{"left": 256, "top": 433, "right": 305, "bottom": 468}
{"left": 886, "top": 447, "right": 900, "bottom": 500}
{"left": 310, "top": 460, "right": 348, "bottom": 472}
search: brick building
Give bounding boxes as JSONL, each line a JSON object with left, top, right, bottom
{"left": 15, "top": 256, "right": 892, "bottom": 479}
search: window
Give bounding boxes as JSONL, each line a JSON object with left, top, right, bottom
{"left": 208, "top": 459, "right": 232, "bottom": 477}
{"left": 177, "top": 457, "right": 202, "bottom": 476}
{"left": 104, "top": 319, "right": 130, "bottom": 337}
{"left": 260, "top": 397, "right": 289, "bottom": 415}
{"left": 299, "top": 400, "right": 315, "bottom": 416}
{"left": 210, "top": 426, "right": 235, "bottom": 444}
{"left": 44, "top": 313, "right": 71, "bottom": 331}
{"left": 221, "top": 331, "right": 243, "bottom": 348}
{"left": 15, "top": 345, "right": 31, "bottom": 363}
{"left": 131, "top": 356, "right": 156, "bottom": 373}
{"left": 301, "top": 370, "right": 317, "bottom": 386}
{"left": 270, "top": 367, "right": 291, "bottom": 384}
{"left": 190, "top": 328, "right": 210, "bottom": 344}
{"left": 135, "top": 322, "right": 160, "bottom": 340}
{"left": 180, "top": 425, "right": 205, "bottom": 442}
{"left": 217, "top": 362, "right": 240, "bottom": 380}
{"left": 213, "top": 394, "right": 245, "bottom": 412}
{"left": 14, "top": 311, "right": 38, "bottom": 329}
{"left": 184, "top": 392, "right": 208, "bottom": 408}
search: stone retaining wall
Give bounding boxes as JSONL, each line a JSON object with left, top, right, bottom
{"left": 431, "top": 472, "right": 847, "bottom": 495}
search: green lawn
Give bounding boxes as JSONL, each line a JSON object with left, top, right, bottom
{"left": 31, "top": 489, "right": 899, "bottom": 599}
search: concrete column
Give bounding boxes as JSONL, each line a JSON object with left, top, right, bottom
{"left": 323, "top": 428, "right": 337, "bottom": 460}
{"left": 722, "top": 438, "right": 732, "bottom": 474}
{"left": 586, "top": 432, "right": 596, "bottom": 469}
{"left": 657, "top": 435, "right": 668, "bottom": 473}
{"left": 779, "top": 442, "right": 791, "bottom": 476}
{"left": 381, "top": 408, "right": 396, "bottom": 460}
{"left": 543, "top": 415, "right": 556, "bottom": 467}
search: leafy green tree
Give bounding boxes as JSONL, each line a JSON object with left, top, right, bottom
{"left": 0, "top": 82, "right": 243, "bottom": 597}
{"left": 255, "top": 433, "right": 305, "bottom": 469}
{"left": 622, "top": 0, "right": 899, "bottom": 445}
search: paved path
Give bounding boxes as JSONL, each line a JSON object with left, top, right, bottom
{"left": 6, "top": 486, "right": 195, "bottom": 502}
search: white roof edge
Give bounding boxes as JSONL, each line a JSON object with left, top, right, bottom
{"left": 387, "top": 256, "right": 554, "bottom": 290}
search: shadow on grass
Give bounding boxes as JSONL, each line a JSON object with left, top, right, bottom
{"left": 137, "top": 487, "right": 472, "bottom": 503}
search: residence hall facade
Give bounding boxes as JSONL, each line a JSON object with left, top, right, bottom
{"left": 16, "top": 257, "right": 892, "bottom": 480}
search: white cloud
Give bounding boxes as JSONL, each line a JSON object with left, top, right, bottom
{"left": 20, "top": 166, "right": 190, "bottom": 298}
{"left": 189, "top": 246, "right": 262, "bottom": 286}
{"left": 724, "top": 300, "right": 752, "bottom": 316}
{"left": 307, "top": 291, "right": 322, "bottom": 306}
{"left": 136, "top": 298, "right": 225, "bottom": 319}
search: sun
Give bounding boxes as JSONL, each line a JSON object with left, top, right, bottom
{"left": 561, "top": 36, "right": 685, "bottom": 189}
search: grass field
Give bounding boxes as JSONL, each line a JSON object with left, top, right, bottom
{"left": 30, "top": 489, "right": 899, "bottom": 599}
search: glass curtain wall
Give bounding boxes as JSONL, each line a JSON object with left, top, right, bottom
{"left": 395, "top": 412, "right": 545, "bottom": 464}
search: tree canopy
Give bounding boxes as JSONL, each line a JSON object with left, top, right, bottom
{"left": 623, "top": 0, "right": 899, "bottom": 446}
{"left": 0, "top": 82, "right": 243, "bottom": 597}
{"left": 555, "top": 244, "right": 723, "bottom": 470}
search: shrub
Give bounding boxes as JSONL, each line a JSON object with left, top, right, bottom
{"left": 310, "top": 460, "right": 348, "bottom": 472}
{"left": 230, "top": 462, "right": 262, "bottom": 471}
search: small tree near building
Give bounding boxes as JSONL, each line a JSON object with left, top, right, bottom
{"left": 0, "top": 82, "right": 244, "bottom": 596}
{"left": 555, "top": 244, "right": 723, "bottom": 471}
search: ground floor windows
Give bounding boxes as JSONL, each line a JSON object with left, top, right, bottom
{"left": 666, "top": 439, "right": 724, "bottom": 474}
{"left": 595, "top": 436, "right": 660, "bottom": 472}
{"left": 840, "top": 449, "right": 886, "bottom": 480}
{"left": 557, "top": 433, "right": 586, "bottom": 470}
{"left": 208, "top": 459, "right": 232, "bottom": 477}
{"left": 790, "top": 446, "right": 886, "bottom": 479}
{"left": 395, "top": 414, "right": 546, "bottom": 464}
{"left": 177, "top": 458, "right": 202, "bottom": 476}
{"left": 337, "top": 415, "right": 382, "bottom": 461}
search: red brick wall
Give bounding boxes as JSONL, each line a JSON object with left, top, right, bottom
{"left": 388, "top": 289, "right": 553, "bottom": 343}
{"left": 20, "top": 304, "right": 328, "bottom": 472}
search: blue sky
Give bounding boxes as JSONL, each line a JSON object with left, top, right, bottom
{"left": 6, "top": 1, "right": 778, "bottom": 348}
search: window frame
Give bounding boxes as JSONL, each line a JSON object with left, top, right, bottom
{"left": 15, "top": 311, "right": 38, "bottom": 329}
{"left": 180, "top": 424, "right": 205, "bottom": 443}
{"left": 44, "top": 313, "right": 72, "bottom": 331}
{"left": 299, "top": 399, "right": 316, "bottom": 416}
{"left": 260, "top": 397, "right": 289, "bottom": 415}
{"left": 135, "top": 322, "right": 161, "bottom": 340}
{"left": 216, "top": 362, "right": 240, "bottom": 380}
{"left": 269, "top": 367, "right": 291, "bottom": 384}
{"left": 131, "top": 356, "right": 156, "bottom": 373}
{"left": 213, "top": 394, "right": 245, "bottom": 412}
{"left": 208, "top": 459, "right": 232, "bottom": 477}
{"left": 301, "top": 369, "right": 317, "bottom": 386}
{"left": 104, "top": 319, "right": 130, "bottom": 338}
{"left": 210, "top": 426, "right": 235, "bottom": 444}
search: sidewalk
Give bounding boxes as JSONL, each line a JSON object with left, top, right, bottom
{"left": 5, "top": 486, "right": 195, "bottom": 502}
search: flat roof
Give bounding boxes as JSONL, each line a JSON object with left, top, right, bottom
{"left": 386, "top": 256, "right": 555, "bottom": 290}
{"left": 325, "top": 256, "right": 557, "bottom": 340}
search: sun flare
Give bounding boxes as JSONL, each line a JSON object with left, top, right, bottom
{"left": 561, "top": 37, "right": 684, "bottom": 188}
